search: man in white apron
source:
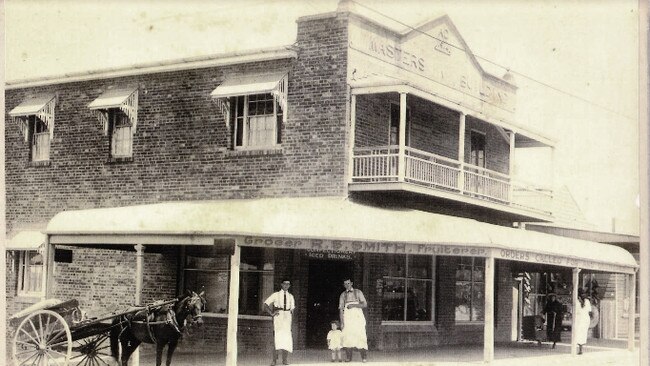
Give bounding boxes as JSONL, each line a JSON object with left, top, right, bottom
{"left": 339, "top": 279, "right": 368, "bottom": 362}
{"left": 264, "top": 279, "right": 295, "bottom": 365}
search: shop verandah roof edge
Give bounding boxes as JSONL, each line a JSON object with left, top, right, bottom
{"left": 44, "top": 196, "right": 637, "bottom": 271}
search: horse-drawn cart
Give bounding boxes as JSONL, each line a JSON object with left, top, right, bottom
{"left": 10, "top": 297, "right": 177, "bottom": 366}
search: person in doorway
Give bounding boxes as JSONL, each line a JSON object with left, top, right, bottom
{"left": 575, "top": 288, "right": 592, "bottom": 355}
{"left": 542, "top": 293, "right": 563, "bottom": 348}
{"left": 339, "top": 279, "right": 368, "bottom": 363}
{"left": 327, "top": 320, "right": 343, "bottom": 362}
{"left": 264, "top": 279, "right": 295, "bottom": 365}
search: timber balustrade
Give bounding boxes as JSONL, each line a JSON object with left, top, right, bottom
{"left": 352, "top": 145, "right": 552, "bottom": 215}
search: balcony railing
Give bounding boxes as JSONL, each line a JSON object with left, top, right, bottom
{"left": 352, "top": 145, "right": 552, "bottom": 215}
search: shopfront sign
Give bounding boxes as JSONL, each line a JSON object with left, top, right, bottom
{"left": 305, "top": 249, "right": 354, "bottom": 261}
{"left": 240, "top": 236, "right": 634, "bottom": 274}
{"left": 496, "top": 249, "right": 634, "bottom": 274}
{"left": 241, "top": 236, "right": 488, "bottom": 257}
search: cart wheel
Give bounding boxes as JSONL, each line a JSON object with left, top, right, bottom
{"left": 70, "top": 333, "right": 112, "bottom": 366}
{"left": 12, "top": 309, "right": 72, "bottom": 366}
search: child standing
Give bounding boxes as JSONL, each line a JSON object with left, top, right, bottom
{"left": 327, "top": 320, "right": 343, "bottom": 362}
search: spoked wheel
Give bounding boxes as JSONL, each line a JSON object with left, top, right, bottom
{"left": 12, "top": 310, "right": 72, "bottom": 366}
{"left": 70, "top": 333, "right": 112, "bottom": 366}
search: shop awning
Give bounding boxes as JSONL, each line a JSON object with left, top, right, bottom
{"left": 7, "top": 231, "right": 46, "bottom": 251}
{"left": 46, "top": 197, "right": 637, "bottom": 273}
{"left": 210, "top": 72, "right": 287, "bottom": 99}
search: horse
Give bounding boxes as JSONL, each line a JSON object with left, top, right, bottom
{"left": 110, "top": 290, "right": 206, "bottom": 366}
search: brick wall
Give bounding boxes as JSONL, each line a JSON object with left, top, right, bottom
{"left": 5, "top": 17, "right": 352, "bottom": 233}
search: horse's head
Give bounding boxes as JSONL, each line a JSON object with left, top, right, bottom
{"left": 178, "top": 290, "right": 206, "bottom": 328}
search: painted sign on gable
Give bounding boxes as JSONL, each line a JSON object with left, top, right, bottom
{"left": 348, "top": 17, "right": 517, "bottom": 116}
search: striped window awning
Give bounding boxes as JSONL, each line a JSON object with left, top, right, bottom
{"left": 88, "top": 87, "right": 139, "bottom": 135}
{"left": 9, "top": 95, "right": 56, "bottom": 142}
{"left": 210, "top": 72, "right": 288, "bottom": 127}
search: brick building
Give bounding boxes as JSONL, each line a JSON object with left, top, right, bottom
{"left": 5, "top": 2, "right": 637, "bottom": 365}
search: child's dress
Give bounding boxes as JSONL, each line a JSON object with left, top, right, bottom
{"left": 327, "top": 329, "right": 343, "bottom": 350}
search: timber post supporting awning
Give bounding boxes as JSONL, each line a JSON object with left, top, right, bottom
{"left": 571, "top": 268, "right": 580, "bottom": 356}
{"left": 210, "top": 71, "right": 289, "bottom": 128}
{"left": 225, "top": 244, "right": 241, "bottom": 366}
{"left": 483, "top": 255, "right": 495, "bottom": 363}
{"left": 9, "top": 94, "right": 56, "bottom": 142}
{"left": 628, "top": 271, "right": 637, "bottom": 351}
{"left": 88, "top": 87, "right": 139, "bottom": 135}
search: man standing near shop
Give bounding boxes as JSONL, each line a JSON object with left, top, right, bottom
{"left": 339, "top": 278, "right": 368, "bottom": 363}
{"left": 264, "top": 279, "right": 295, "bottom": 365}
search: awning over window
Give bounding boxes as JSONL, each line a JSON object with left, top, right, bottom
{"left": 211, "top": 72, "right": 288, "bottom": 126}
{"left": 88, "top": 87, "right": 139, "bottom": 135}
{"left": 7, "top": 231, "right": 46, "bottom": 251}
{"left": 211, "top": 72, "right": 287, "bottom": 99}
{"left": 9, "top": 95, "right": 56, "bottom": 141}
{"left": 46, "top": 197, "right": 637, "bottom": 274}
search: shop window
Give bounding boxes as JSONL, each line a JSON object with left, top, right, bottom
{"left": 455, "top": 257, "right": 484, "bottom": 322}
{"left": 233, "top": 94, "right": 282, "bottom": 149}
{"left": 17, "top": 251, "right": 44, "bottom": 297}
{"left": 183, "top": 247, "right": 274, "bottom": 316}
{"left": 382, "top": 254, "right": 433, "bottom": 322}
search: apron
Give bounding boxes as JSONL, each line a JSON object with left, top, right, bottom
{"left": 575, "top": 299, "right": 592, "bottom": 345}
{"left": 342, "top": 301, "right": 368, "bottom": 350}
{"left": 273, "top": 310, "right": 293, "bottom": 352}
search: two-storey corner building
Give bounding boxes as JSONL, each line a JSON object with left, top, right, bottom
{"left": 5, "top": 2, "right": 637, "bottom": 364}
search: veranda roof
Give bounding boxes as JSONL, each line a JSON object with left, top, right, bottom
{"left": 46, "top": 197, "right": 637, "bottom": 273}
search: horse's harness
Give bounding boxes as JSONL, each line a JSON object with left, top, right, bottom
{"left": 119, "top": 294, "right": 203, "bottom": 345}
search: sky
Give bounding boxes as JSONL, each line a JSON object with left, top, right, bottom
{"left": 3, "top": 0, "right": 641, "bottom": 234}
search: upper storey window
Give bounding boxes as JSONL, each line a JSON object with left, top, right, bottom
{"left": 211, "top": 72, "right": 287, "bottom": 150}
{"left": 88, "top": 87, "right": 138, "bottom": 159}
{"left": 9, "top": 95, "right": 56, "bottom": 162}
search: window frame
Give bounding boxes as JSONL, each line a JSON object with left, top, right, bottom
{"left": 454, "top": 256, "right": 485, "bottom": 324}
{"left": 28, "top": 115, "right": 51, "bottom": 162}
{"left": 17, "top": 250, "right": 44, "bottom": 298}
{"left": 381, "top": 254, "right": 436, "bottom": 324}
{"left": 108, "top": 108, "right": 133, "bottom": 158}
{"left": 233, "top": 93, "right": 282, "bottom": 150}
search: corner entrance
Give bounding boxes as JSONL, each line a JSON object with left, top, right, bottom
{"left": 306, "top": 258, "right": 353, "bottom": 348}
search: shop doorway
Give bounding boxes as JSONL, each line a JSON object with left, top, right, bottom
{"left": 306, "top": 259, "right": 353, "bottom": 348}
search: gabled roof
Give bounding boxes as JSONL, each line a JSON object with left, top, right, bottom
{"left": 346, "top": 9, "right": 514, "bottom": 88}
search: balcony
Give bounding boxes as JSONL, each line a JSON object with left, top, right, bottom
{"left": 347, "top": 87, "right": 556, "bottom": 223}
{"left": 350, "top": 145, "right": 553, "bottom": 222}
